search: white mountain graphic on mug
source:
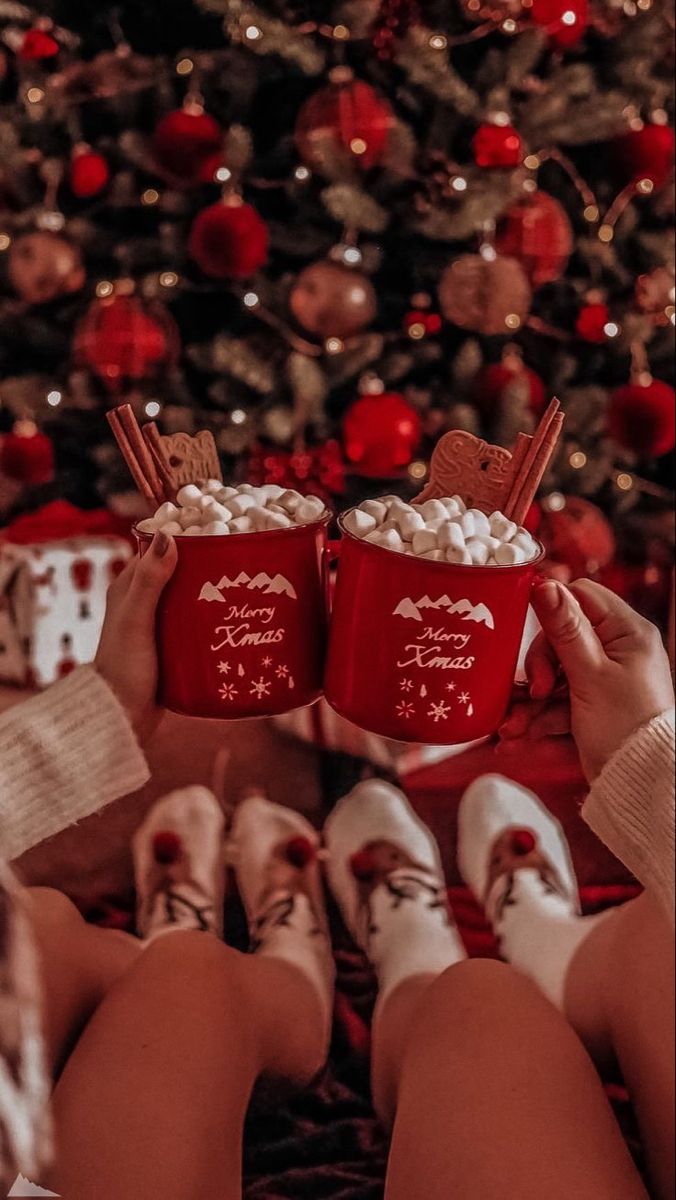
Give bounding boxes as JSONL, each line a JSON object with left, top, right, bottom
{"left": 393, "top": 594, "right": 495, "bottom": 629}
{"left": 198, "top": 572, "right": 297, "bottom": 602}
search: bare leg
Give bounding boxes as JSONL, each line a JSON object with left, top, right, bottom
{"left": 382, "top": 960, "right": 647, "bottom": 1200}
{"left": 25, "top": 886, "right": 141, "bottom": 1075}
{"left": 565, "top": 892, "right": 675, "bottom": 1200}
{"left": 50, "top": 932, "right": 327, "bottom": 1200}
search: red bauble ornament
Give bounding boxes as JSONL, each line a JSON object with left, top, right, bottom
{"left": 439, "top": 254, "right": 532, "bottom": 335}
{"left": 73, "top": 293, "right": 180, "bottom": 390}
{"left": 19, "top": 29, "right": 60, "bottom": 60}
{"left": 608, "top": 378, "right": 676, "bottom": 459}
{"left": 472, "top": 361, "right": 547, "bottom": 418}
{"left": 295, "top": 71, "right": 394, "bottom": 176}
{"left": 404, "top": 310, "right": 442, "bottom": 337}
{"left": 69, "top": 150, "right": 110, "bottom": 199}
{"left": 0, "top": 421, "right": 54, "bottom": 485}
{"left": 540, "top": 496, "right": 615, "bottom": 578}
{"left": 529, "top": 0, "right": 588, "bottom": 47}
{"left": 188, "top": 200, "right": 268, "bottom": 280}
{"left": 612, "top": 125, "right": 675, "bottom": 191}
{"left": 8, "top": 231, "right": 86, "bottom": 306}
{"left": 290, "top": 260, "right": 377, "bottom": 341}
{"left": 495, "top": 192, "right": 574, "bottom": 288}
{"left": 575, "top": 303, "right": 610, "bottom": 343}
{"left": 473, "top": 122, "right": 524, "bottom": 169}
{"left": 152, "top": 108, "right": 224, "bottom": 187}
{"left": 343, "top": 392, "right": 421, "bottom": 478}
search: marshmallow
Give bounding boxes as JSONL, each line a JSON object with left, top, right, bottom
{"left": 226, "top": 493, "right": 257, "bottom": 517}
{"left": 295, "top": 497, "right": 326, "bottom": 525}
{"left": 459, "top": 511, "right": 477, "bottom": 539}
{"left": 155, "top": 501, "right": 179, "bottom": 523}
{"left": 466, "top": 538, "right": 490, "bottom": 566}
{"left": 182, "top": 525, "right": 205, "bottom": 536}
{"left": 446, "top": 546, "right": 473, "bottom": 565}
{"left": 490, "top": 512, "right": 518, "bottom": 542}
{"left": 137, "top": 518, "right": 160, "bottom": 534}
{"left": 398, "top": 510, "right": 426, "bottom": 541}
{"left": 451, "top": 494, "right": 467, "bottom": 514}
{"left": 203, "top": 478, "right": 224, "bottom": 495}
{"left": 422, "top": 549, "right": 446, "bottom": 562}
{"left": 495, "top": 542, "right": 527, "bottom": 566}
{"left": 229, "top": 516, "right": 254, "bottom": 535}
{"left": 178, "top": 506, "right": 202, "bottom": 529}
{"left": 441, "top": 497, "right": 463, "bottom": 518}
{"left": 176, "top": 485, "right": 203, "bottom": 507}
{"left": 420, "top": 499, "right": 448, "bottom": 523}
{"left": 263, "top": 510, "right": 292, "bottom": 530}
{"left": 160, "top": 521, "right": 183, "bottom": 536}
{"left": 361, "top": 499, "right": 388, "bottom": 524}
{"left": 262, "top": 484, "right": 284, "bottom": 501}
{"left": 467, "top": 509, "right": 491, "bottom": 537}
{"left": 279, "top": 490, "right": 303, "bottom": 514}
{"left": 202, "top": 520, "right": 231, "bottom": 537}
{"left": 438, "top": 521, "right": 466, "bottom": 552}
{"left": 344, "top": 508, "right": 377, "bottom": 538}
{"left": 412, "top": 529, "right": 438, "bottom": 556}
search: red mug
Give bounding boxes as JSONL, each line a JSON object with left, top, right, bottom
{"left": 136, "top": 517, "right": 330, "bottom": 719}
{"left": 324, "top": 512, "right": 543, "bottom": 745}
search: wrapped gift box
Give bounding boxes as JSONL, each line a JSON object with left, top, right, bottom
{"left": 0, "top": 503, "right": 132, "bottom": 688}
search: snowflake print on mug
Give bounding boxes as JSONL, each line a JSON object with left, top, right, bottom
{"left": 250, "top": 677, "right": 272, "bottom": 700}
{"left": 428, "top": 700, "right": 452, "bottom": 723}
{"left": 400, "top": 678, "right": 414, "bottom": 692}
{"left": 219, "top": 682, "right": 239, "bottom": 702}
{"left": 276, "top": 664, "right": 290, "bottom": 679}
{"left": 396, "top": 701, "right": 416, "bottom": 720}
{"left": 218, "top": 661, "right": 231, "bottom": 675}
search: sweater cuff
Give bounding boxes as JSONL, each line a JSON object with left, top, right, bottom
{"left": 1, "top": 665, "right": 150, "bottom": 861}
{"left": 582, "top": 709, "right": 675, "bottom": 923}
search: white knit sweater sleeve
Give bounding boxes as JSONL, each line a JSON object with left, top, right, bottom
{"left": 0, "top": 666, "right": 149, "bottom": 862}
{"left": 582, "top": 708, "right": 675, "bottom": 925}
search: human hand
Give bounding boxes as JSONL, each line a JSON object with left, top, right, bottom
{"left": 500, "top": 578, "right": 674, "bottom": 782}
{"left": 95, "top": 531, "right": 178, "bottom": 743}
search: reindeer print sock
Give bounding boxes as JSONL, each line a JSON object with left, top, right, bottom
{"left": 133, "top": 787, "right": 226, "bottom": 940}
{"left": 458, "top": 774, "right": 610, "bottom": 1009}
{"left": 228, "top": 793, "right": 335, "bottom": 1028}
{"left": 324, "top": 781, "right": 466, "bottom": 1007}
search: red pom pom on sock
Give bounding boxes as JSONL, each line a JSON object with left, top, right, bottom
{"left": 510, "top": 829, "right": 537, "bottom": 857}
{"left": 350, "top": 848, "right": 377, "bottom": 882}
{"left": 152, "top": 830, "right": 184, "bottom": 865}
{"left": 284, "top": 836, "right": 316, "bottom": 868}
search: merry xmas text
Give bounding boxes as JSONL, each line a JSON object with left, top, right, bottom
{"left": 210, "top": 603, "right": 285, "bottom": 650}
{"left": 396, "top": 625, "right": 475, "bottom": 671}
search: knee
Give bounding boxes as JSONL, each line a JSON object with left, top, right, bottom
{"left": 138, "top": 932, "right": 249, "bottom": 1008}
{"left": 25, "top": 886, "right": 85, "bottom": 936}
{"left": 411, "top": 958, "right": 547, "bottom": 1046}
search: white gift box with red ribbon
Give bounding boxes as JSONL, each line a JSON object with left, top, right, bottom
{"left": 0, "top": 537, "right": 131, "bottom": 688}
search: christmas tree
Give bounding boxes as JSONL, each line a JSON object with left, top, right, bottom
{"left": 0, "top": 0, "right": 673, "bottom": 607}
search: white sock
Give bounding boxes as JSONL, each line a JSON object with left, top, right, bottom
{"left": 324, "top": 780, "right": 466, "bottom": 1008}
{"left": 458, "top": 774, "right": 610, "bottom": 1009}
{"left": 133, "top": 787, "right": 225, "bottom": 940}
{"left": 228, "top": 793, "right": 335, "bottom": 1031}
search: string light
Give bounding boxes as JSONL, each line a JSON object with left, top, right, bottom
{"left": 408, "top": 322, "right": 426, "bottom": 340}
{"left": 333, "top": 24, "right": 350, "bottom": 39}
{"left": 343, "top": 246, "right": 363, "bottom": 266}
{"left": 505, "top": 313, "right": 522, "bottom": 330}
{"left": 408, "top": 460, "right": 428, "bottom": 481}
{"left": 142, "top": 188, "right": 160, "bottom": 206}
{"left": 215, "top": 166, "right": 232, "bottom": 183}
{"left": 546, "top": 493, "right": 566, "bottom": 511}
{"left": 325, "top": 337, "right": 344, "bottom": 355}
{"left": 524, "top": 154, "right": 541, "bottom": 170}
{"left": 523, "top": 178, "right": 538, "bottom": 193}
{"left": 46, "top": 390, "right": 62, "bottom": 407}
{"left": 0, "top": 234, "right": 10, "bottom": 252}
{"left": 451, "top": 176, "right": 468, "bottom": 192}
{"left": 245, "top": 25, "right": 262, "bottom": 40}
{"left": 350, "top": 138, "right": 368, "bottom": 156}
{"left": 598, "top": 224, "right": 614, "bottom": 243}
{"left": 96, "top": 281, "right": 114, "bottom": 298}
{"left": 636, "top": 178, "right": 654, "bottom": 194}
{"left": 429, "top": 34, "right": 448, "bottom": 49}
{"left": 604, "top": 321, "right": 620, "bottom": 337}
{"left": 243, "top": 291, "right": 260, "bottom": 308}
{"left": 502, "top": 18, "right": 518, "bottom": 32}
{"left": 144, "top": 400, "right": 161, "bottom": 418}
{"left": 616, "top": 472, "right": 634, "bottom": 491}
{"left": 480, "top": 244, "right": 497, "bottom": 261}
{"left": 26, "top": 87, "right": 45, "bottom": 104}
{"left": 231, "top": 408, "right": 247, "bottom": 425}
{"left": 570, "top": 451, "right": 587, "bottom": 469}
{"left": 561, "top": 9, "right": 577, "bottom": 23}
{"left": 294, "top": 165, "right": 310, "bottom": 182}
{"left": 652, "top": 108, "right": 668, "bottom": 124}
{"left": 492, "top": 111, "right": 511, "bottom": 127}
{"left": 176, "top": 58, "right": 194, "bottom": 76}
{"left": 159, "top": 271, "right": 179, "bottom": 288}
{"left": 584, "top": 204, "right": 600, "bottom": 222}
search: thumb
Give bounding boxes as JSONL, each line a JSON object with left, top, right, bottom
{"left": 127, "top": 532, "right": 178, "bottom": 620}
{"left": 531, "top": 579, "right": 605, "bottom": 685}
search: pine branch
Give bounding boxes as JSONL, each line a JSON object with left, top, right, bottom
{"left": 321, "top": 184, "right": 389, "bottom": 233}
{"left": 196, "top": 0, "right": 326, "bottom": 74}
{"left": 189, "top": 336, "right": 276, "bottom": 394}
{"left": 395, "top": 27, "right": 479, "bottom": 115}
{"left": 414, "top": 170, "right": 525, "bottom": 241}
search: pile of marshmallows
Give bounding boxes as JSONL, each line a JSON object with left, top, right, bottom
{"left": 137, "top": 482, "right": 327, "bottom": 537}
{"left": 343, "top": 495, "right": 540, "bottom": 567}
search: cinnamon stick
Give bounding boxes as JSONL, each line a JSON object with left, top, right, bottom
{"left": 142, "top": 422, "right": 174, "bottom": 497}
{"left": 509, "top": 412, "right": 564, "bottom": 526}
{"left": 504, "top": 398, "right": 561, "bottom": 521}
{"left": 107, "top": 408, "right": 157, "bottom": 504}
{"left": 116, "top": 404, "right": 165, "bottom": 504}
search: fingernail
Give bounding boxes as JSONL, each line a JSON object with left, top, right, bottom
{"left": 151, "top": 531, "right": 170, "bottom": 558}
{"left": 535, "top": 580, "right": 564, "bottom": 612}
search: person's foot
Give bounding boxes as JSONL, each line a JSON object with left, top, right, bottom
{"left": 133, "top": 787, "right": 225, "bottom": 940}
{"left": 324, "top": 780, "right": 466, "bottom": 1006}
{"left": 458, "top": 774, "right": 608, "bottom": 1008}
{"left": 228, "top": 791, "right": 335, "bottom": 1027}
